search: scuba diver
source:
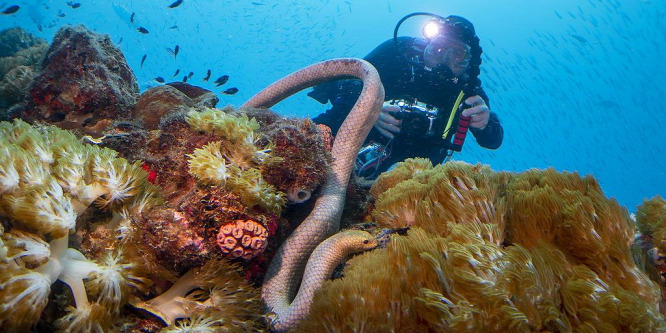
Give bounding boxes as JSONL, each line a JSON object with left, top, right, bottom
{"left": 308, "top": 13, "right": 504, "bottom": 179}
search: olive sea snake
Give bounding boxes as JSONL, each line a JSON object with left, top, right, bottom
{"left": 242, "top": 58, "right": 384, "bottom": 331}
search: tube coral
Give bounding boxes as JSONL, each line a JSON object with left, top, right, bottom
{"left": 217, "top": 219, "right": 268, "bottom": 259}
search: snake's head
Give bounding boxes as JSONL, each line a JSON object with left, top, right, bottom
{"left": 361, "top": 236, "right": 379, "bottom": 250}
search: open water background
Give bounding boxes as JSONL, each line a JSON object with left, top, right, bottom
{"left": 2, "top": 0, "right": 664, "bottom": 212}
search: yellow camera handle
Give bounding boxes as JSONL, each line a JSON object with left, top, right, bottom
{"left": 442, "top": 90, "right": 466, "bottom": 139}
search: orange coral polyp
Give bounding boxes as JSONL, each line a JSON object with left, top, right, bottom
{"left": 216, "top": 220, "right": 268, "bottom": 260}
{"left": 220, "top": 236, "right": 237, "bottom": 251}
{"left": 241, "top": 234, "right": 252, "bottom": 247}
{"left": 250, "top": 237, "right": 265, "bottom": 250}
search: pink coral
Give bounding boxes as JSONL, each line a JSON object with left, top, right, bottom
{"left": 217, "top": 220, "right": 268, "bottom": 260}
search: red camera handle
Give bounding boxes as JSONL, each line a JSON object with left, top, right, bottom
{"left": 451, "top": 114, "right": 471, "bottom": 152}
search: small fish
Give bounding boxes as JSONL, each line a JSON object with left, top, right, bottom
{"left": 222, "top": 87, "right": 238, "bottom": 95}
{"left": 57, "top": 10, "right": 66, "bottom": 18}
{"left": 2, "top": 5, "right": 19, "bottom": 14}
{"left": 182, "top": 75, "right": 188, "bottom": 83}
{"left": 117, "top": 37, "right": 123, "bottom": 44}
{"left": 570, "top": 34, "right": 588, "bottom": 43}
{"left": 251, "top": 2, "right": 265, "bottom": 5}
{"left": 174, "top": 45, "right": 179, "bottom": 58}
{"left": 169, "top": 25, "right": 179, "bottom": 30}
{"left": 214, "top": 75, "right": 229, "bottom": 86}
{"left": 187, "top": 71, "right": 194, "bottom": 79}
{"left": 154, "top": 76, "right": 165, "bottom": 83}
{"left": 168, "top": 0, "right": 183, "bottom": 8}
{"left": 130, "top": 12, "right": 135, "bottom": 24}
{"left": 203, "top": 69, "right": 211, "bottom": 81}
{"left": 66, "top": 2, "right": 81, "bottom": 9}
{"left": 137, "top": 26, "right": 149, "bottom": 34}
{"left": 173, "top": 69, "right": 180, "bottom": 77}
{"left": 140, "top": 54, "right": 147, "bottom": 67}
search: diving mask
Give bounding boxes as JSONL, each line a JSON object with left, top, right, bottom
{"left": 424, "top": 36, "right": 471, "bottom": 68}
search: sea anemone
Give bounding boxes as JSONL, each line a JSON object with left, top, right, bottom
{"left": 297, "top": 162, "right": 665, "bottom": 331}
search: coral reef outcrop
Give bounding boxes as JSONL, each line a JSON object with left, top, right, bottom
{"left": 117, "top": 107, "right": 286, "bottom": 273}
{"left": 21, "top": 25, "right": 139, "bottom": 136}
{"left": 0, "top": 118, "right": 270, "bottom": 332}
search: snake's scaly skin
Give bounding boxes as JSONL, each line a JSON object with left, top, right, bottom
{"left": 241, "top": 58, "right": 384, "bottom": 332}
{"left": 277, "top": 230, "right": 378, "bottom": 331}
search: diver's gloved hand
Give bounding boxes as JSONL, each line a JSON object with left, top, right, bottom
{"left": 374, "top": 104, "right": 402, "bottom": 139}
{"left": 461, "top": 95, "right": 490, "bottom": 130}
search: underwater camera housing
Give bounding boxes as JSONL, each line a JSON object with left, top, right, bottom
{"left": 386, "top": 98, "right": 439, "bottom": 139}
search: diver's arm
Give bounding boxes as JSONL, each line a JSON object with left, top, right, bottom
{"left": 310, "top": 80, "right": 363, "bottom": 136}
{"left": 470, "top": 111, "right": 503, "bottom": 149}
{"left": 312, "top": 103, "right": 350, "bottom": 137}
{"left": 465, "top": 84, "right": 503, "bottom": 149}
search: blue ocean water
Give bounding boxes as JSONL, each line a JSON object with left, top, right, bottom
{"left": 2, "top": 0, "right": 664, "bottom": 212}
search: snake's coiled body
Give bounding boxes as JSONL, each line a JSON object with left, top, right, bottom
{"left": 242, "top": 58, "right": 384, "bottom": 332}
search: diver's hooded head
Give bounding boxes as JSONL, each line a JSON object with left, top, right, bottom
{"left": 394, "top": 13, "right": 483, "bottom": 82}
{"left": 437, "top": 15, "right": 483, "bottom": 82}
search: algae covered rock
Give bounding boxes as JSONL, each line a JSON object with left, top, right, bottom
{"left": 130, "top": 82, "right": 219, "bottom": 130}
{"left": 22, "top": 25, "right": 139, "bottom": 135}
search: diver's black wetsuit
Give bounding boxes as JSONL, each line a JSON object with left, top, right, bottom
{"left": 308, "top": 37, "right": 503, "bottom": 175}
